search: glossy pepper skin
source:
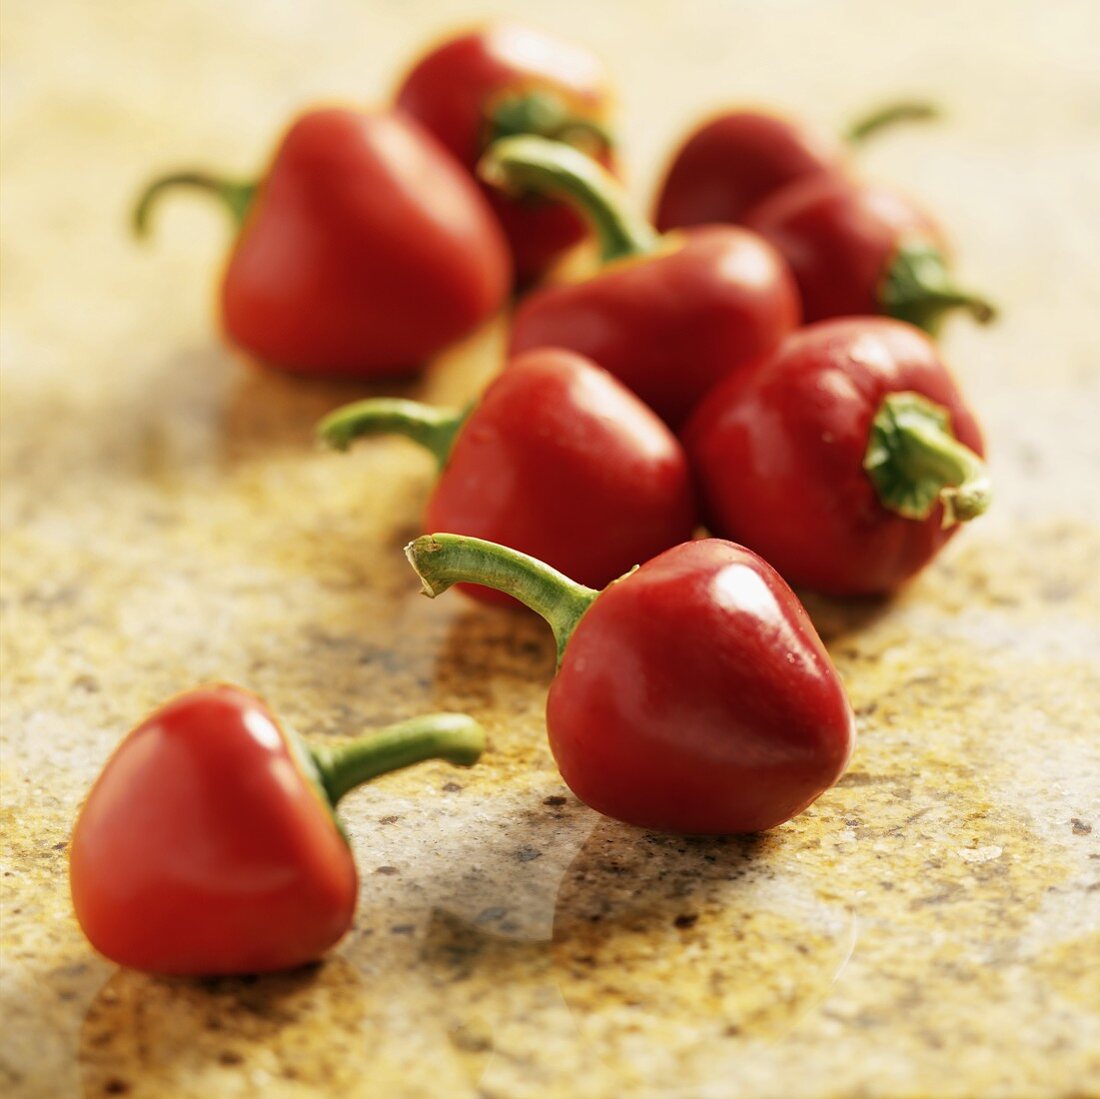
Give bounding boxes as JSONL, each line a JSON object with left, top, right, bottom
{"left": 395, "top": 24, "right": 615, "bottom": 282}
{"left": 482, "top": 137, "right": 800, "bottom": 429}
{"left": 69, "top": 686, "right": 484, "bottom": 976}
{"left": 319, "top": 348, "right": 696, "bottom": 605}
{"left": 684, "top": 318, "right": 991, "bottom": 595}
{"left": 406, "top": 535, "right": 855, "bottom": 834}
{"left": 655, "top": 110, "right": 841, "bottom": 231}
{"left": 134, "top": 108, "right": 510, "bottom": 378}
{"left": 744, "top": 176, "right": 994, "bottom": 333}
{"left": 653, "top": 100, "right": 937, "bottom": 232}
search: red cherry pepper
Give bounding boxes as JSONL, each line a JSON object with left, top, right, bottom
{"left": 133, "top": 108, "right": 510, "bottom": 378}
{"left": 69, "top": 685, "right": 484, "bottom": 976}
{"left": 744, "top": 175, "right": 995, "bottom": 333}
{"left": 319, "top": 348, "right": 696, "bottom": 604}
{"left": 405, "top": 535, "right": 855, "bottom": 834}
{"left": 684, "top": 318, "right": 991, "bottom": 596}
{"left": 482, "top": 137, "right": 800, "bottom": 428}
{"left": 654, "top": 100, "right": 938, "bottom": 231}
{"left": 395, "top": 23, "right": 615, "bottom": 282}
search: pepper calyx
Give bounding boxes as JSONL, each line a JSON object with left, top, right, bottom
{"left": 486, "top": 89, "right": 612, "bottom": 155}
{"left": 864, "top": 391, "right": 991, "bottom": 527}
{"left": 880, "top": 239, "right": 997, "bottom": 335}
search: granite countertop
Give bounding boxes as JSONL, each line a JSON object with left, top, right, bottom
{"left": 2, "top": 1, "right": 1098, "bottom": 1096}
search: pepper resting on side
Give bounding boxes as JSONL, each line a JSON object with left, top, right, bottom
{"left": 744, "top": 176, "right": 995, "bottom": 333}
{"left": 654, "top": 99, "right": 939, "bottom": 231}
{"left": 406, "top": 534, "right": 855, "bottom": 834}
{"left": 134, "top": 108, "right": 510, "bottom": 378}
{"left": 319, "top": 348, "right": 697, "bottom": 604}
{"left": 481, "top": 136, "right": 800, "bottom": 428}
{"left": 69, "top": 686, "right": 485, "bottom": 976}
{"left": 395, "top": 23, "right": 616, "bottom": 282}
{"left": 684, "top": 317, "right": 991, "bottom": 595}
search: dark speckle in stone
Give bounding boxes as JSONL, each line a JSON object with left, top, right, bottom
{"left": 450, "top": 1029, "right": 492, "bottom": 1053}
{"left": 476, "top": 907, "right": 506, "bottom": 924}
{"left": 1071, "top": 819, "right": 1092, "bottom": 835}
{"left": 543, "top": 795, "right": 567, "bottom": 807}
{"left": 217, "top": 1050, "right": 243, "bottom": 1066}
{"left": 103, "top": 1080, "right": 130, "bottom": 1095}
{"left": 378, "top": 815, "right": 400, "bottom": 825}
{"left": 837, "top": 772, "right": 888, "bottom": 787}
{"left": 515, "top": 846, "right": 542, "bottom": 862}
{"left": 673, "top": 913, "right": 699, "bottom": 929}
{"left": 375, "top": 865, "right": 399, "bottom": 875}
{"left": 442, "top": 782, "right": 462, "bottom": 793}
{"left": 1042, "top": 579, "right": 1078, "bottom": 602}
{"left": 391, "top": 924, "right": 415, "bottom": 935}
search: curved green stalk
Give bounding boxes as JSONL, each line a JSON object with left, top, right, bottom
{"left": 406, "top": 533, "right": 600, "bottom": 664}
{"left": 310, "top": 713, "right": 486, "bottom": 807}
{"left": 132, "top": 171, "right": 256, "bottom": 238}
{"left": 318, "top": 398, "right": 467, "bottom": 470}
{"left": 478, "top": 135, "right": 659, "bottom": 264}
{"left": 844, "top": 100, "right": 940, "bottom": 145}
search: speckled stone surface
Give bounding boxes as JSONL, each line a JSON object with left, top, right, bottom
{"left": 2, "top": 1, "right": 1099, "bottom": 1096}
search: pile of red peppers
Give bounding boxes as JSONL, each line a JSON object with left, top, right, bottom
{"left": 74, "top": 22, "right": 997, "bottom": 977}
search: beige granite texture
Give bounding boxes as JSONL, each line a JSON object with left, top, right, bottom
{"left": 2, "top": 1, "right": 1100, "bottom": 1096}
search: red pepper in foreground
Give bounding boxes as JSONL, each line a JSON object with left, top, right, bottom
{"left": 744, "top": 176, "right": 995, "bottom": 333}
{"left": 69, "top": 686, "right": 485, "bottom": 976}
{"left": 684, "top": 318, "right": 991, "bottom": 595}
{"left": 654, "top": 99, "right": 938, "bottom": 231}
{"left": 395, "top": 23, "right": 616, "bottom": 282}
{"left": 482, "top": 136, "right": 800, "bottom": 428}
{"left": 318, "top": 348, "right": 696, "bottom": 604}
{"left": 133, "top": 108, "right": 510, "bottom": 378}
{"left": 406, "top": 535, "right": 855, "bottom": 834}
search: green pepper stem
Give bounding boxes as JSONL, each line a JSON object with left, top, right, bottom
{"left": 317, "top": 398, "right": 466, "bottom": 470}
{"left": 880, "top": 240, "right": 997, "bottom": 335}
{"left": 132, "top": 171, "right": 257, "bottom": 238}
{"left": 487, "top": 89, "right": 613, "bottom": 154}
{"left": 478, "top": 135, "right": 659, "bottom": 264}
{"left": 310, "top": 713, "right": 486, "bottom": 807}
{"left": 405, "top": 533, "right": 600, "bottom": 663}
{"left": 844, "top": 100, "right": 940, "bottom": 145}
{"left": 863, "top": 391, "right": 991, "bottom": 528}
